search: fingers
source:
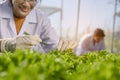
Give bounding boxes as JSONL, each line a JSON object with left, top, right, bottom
{"left": 66, "top": 40, "right": 77, "bottom": 50}
{"left": 57, "top": 39, "right": 63, "bottom": 50}
{"left": 30, "top": 35, "right": 42, "bottom": 45}
{"left": 70, "top": 41, "right": 78, "bottom": 49}
{"left": 16, "top": 35, "right": 42, "bottom": 50}
{"left": 60, "top": 40, "right": 69, "bottom": 51}
{"left": 57, "top": 38, "right": 78, "bottom": 51}
{"left": 33, "top": 35, "right": 42, "bottom": 42}
{"left": 57, "top": 39, "right": 70, "bottom": 51}
{"left": 66, "top": 41, "right": 73, "bottom": 50}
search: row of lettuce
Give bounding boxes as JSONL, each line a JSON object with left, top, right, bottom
{"left": 0, "top": 49, "right": 120, "bottom": 80}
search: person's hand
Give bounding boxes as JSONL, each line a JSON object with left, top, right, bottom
{"left": 57, "top": 38, "right": 78, "bottom": 51}
{"left": 1, "top": 35, "right": 42, "bottom": 52}
{"left": 16, "top": 35, "right": 42, "bottom": 49}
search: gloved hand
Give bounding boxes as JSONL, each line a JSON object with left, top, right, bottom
{"left": 0, "top": 35, "right": 42, "bottom": 52}
{"left": 57, "top": 38, "right": 78, "bottom": 51}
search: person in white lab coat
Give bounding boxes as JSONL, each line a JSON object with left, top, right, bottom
{"left": 0, "top": 0, "right": 59, "bottom": 53}
{"left": 0, "top": 0, "right": 77, "bottom": 53}
{"left": 76, "top": 28, "right": 106, "bottom": 56}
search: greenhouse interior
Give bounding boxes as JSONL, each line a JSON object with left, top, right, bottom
{"left": 0, "top": 0, "right": 120, "bottom": 80}
{"left": 0, "top": 0, "right": 120, "bottom": 53}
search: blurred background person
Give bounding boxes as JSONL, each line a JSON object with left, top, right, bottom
{"left": 76, "top": 28, "right": 106, "bottom": 56}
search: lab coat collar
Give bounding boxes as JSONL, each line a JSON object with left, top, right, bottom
{"left": 26, "top": 7, "right": 37, "bottom": 24}
{"left": 1, "top": 0, "right": 13, "bottom": 19}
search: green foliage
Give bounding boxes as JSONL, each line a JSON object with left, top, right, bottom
{"left": 0, "top": 49, "right": 120, "bottom": 80}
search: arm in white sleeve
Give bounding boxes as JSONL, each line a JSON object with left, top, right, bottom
{"left": 76, "top": 39, "right": 91, "bottom": 56}
{"left": 40, "top": 17, "right": 59, "bottom": 53}
{"left": 99, "top": 39, "right": 106, "bottom": 50}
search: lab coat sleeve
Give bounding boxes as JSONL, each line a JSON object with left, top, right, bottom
{"left": 76, "top": 37, "right": 91, "bottom": 56}
{"left": 99, "top": 39, "right": 106, "bottom": 50}
{"left": 40, "top": 16, "right": 59, "bottom": 53}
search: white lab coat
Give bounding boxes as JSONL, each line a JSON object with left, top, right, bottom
{"left": 0, "top": 0, "right": 59, "bottom": 53}
{"left": 76, "top": 34, "right": 106, "bottom": 56}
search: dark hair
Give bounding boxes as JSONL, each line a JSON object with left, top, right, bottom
{"left": 94, "top": 28, "right": 105, "bottom": 37}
